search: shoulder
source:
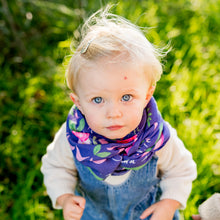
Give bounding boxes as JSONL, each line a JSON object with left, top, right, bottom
{"left": 44, "top": 122, "right": 72, "bottom": 157}
{"left": 52, "top": 122, "right": 69, "bottom": 146}
{"left": 156, "top": 122, "right": 195, "bottom": 171}
{"left": 163, "top": 122, "right": 186, "bottom": 149}
{"left": 156, "top": 122, "right": 188, "bottom": 164}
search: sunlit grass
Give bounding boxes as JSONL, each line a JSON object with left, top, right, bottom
{"left": 0, "top": 0, "right": 219, "bottom": 219}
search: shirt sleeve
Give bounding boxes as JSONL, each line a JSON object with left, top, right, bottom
{"left": 41, "top": 122, "right": 78, "bottom": 209}
{"left": 156, "top": 123, "right": 197, "bottom": 209}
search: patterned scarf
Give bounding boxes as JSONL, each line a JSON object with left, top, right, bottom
{"left": 66, "top": 97, "right": 170, "bottom": 180}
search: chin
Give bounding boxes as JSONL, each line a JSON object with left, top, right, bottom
{"left": 104, "top": 133, "right": 128, "bottom": 140}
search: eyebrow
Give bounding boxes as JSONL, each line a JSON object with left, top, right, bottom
{"left": 83, "top": 88, "right": 139, "bottom": 99}
{"left": 121, "top": 88, "right": 139, "bottom": 94}
{"left": 84, "top": 92, "right": 101, "bottom": 99}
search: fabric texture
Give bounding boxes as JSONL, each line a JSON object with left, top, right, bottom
{"left": 198, "top": 193, "right": 220, "bottom": 220}
{"left": 74, "top": 155, "right": 179, "bottom": 220}
{"left": 66, "top": 97, "right": 170, "bottom": 180}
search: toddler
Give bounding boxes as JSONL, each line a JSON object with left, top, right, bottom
{"left": 41, "top": 7, "right": 197, "bottom": 220}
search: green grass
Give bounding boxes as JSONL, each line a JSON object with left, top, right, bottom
{"left": 0, "top": 0, "right": 220, "bottom": 219}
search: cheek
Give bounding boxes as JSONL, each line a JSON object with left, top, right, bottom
{"left": 84, "top": 113, "right": 101, "bottom": 131}
{"left": 126, "top": 106, "right": 144, "bottom": 126}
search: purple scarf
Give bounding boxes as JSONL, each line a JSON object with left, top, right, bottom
{"left": 66, "top": 97, "right": 170, "bottom": 180}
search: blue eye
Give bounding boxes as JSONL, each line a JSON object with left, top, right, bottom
{"left": 92, "top": 97, "right": 103, "bottom": 104}
{"left": 122, "top": 94, "right": 132, "bottom": 102}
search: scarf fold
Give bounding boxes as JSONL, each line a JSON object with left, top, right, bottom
{"left": 66, "top": 97, "right": 170, "bottom": 180}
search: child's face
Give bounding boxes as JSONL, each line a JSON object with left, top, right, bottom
{"left": 72, "top": 58, "right": 154, "bottom": 139}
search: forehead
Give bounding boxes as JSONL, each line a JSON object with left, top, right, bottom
{"left": 84, "top": 54, "right": 145, "bottom": 75}
{"left": 76, "top": 57, "right": 150, "bottom": 96}
{"left": 81, "top": 57, "right": 142, "bottom": 78}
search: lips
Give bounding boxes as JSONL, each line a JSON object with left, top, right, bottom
{"left": 106, "top": 125, "right": 123, "bottom": 131}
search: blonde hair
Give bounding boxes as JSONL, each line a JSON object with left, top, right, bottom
{"left": 66, "top": 6, "right": 164, "bottom": 93}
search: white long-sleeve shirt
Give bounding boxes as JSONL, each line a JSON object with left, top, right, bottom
{"left": 41, "top": 122, "right": 197, "bottom": 209}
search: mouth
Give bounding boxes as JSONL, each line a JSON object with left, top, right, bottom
{"left": 106, "top": 125, "right": 123, "bottom": 131}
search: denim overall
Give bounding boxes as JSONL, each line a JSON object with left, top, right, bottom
{"left": 74, "top": 156, "right": 179, "bottom": 220}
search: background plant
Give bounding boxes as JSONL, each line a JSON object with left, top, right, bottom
{"left": 0, "top": 0, "right": 219, "bottom": 219}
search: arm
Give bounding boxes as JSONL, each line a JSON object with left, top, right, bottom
{"left": 141, "top": 123, "right": 197, "bottom": 220}
{"left": 41, "top": 122, "right": 78, "bottom": 209}
{"left": 156, "top": 123, "right": 197, "bottom": 209}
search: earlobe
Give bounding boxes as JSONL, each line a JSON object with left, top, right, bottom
{"left": 145, "top": 86, "right": 155, "bottom": 103}
{"left": 70, "top": 93, "right": 76, "bottom": 103}
{"left": 70, "top": 93, "right": 83, "bottom": 113}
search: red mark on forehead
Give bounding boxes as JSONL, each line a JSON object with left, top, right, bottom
{"left": 124, "top": 76, "right": 128, "bottom": 80}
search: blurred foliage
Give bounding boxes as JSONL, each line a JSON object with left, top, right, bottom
{"left": 0, "top": 0, "right": 219, "bottom": 219}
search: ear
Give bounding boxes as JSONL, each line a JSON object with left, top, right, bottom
{"left": 70, "top": 93, "right": 84, "bottom": 113}
{"left": 145, "top": 86, "right": 155, "bottom": 104}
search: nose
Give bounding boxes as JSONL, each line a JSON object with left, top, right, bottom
{"left": 106, "top": 102, "right": 123, "bottom": 119}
